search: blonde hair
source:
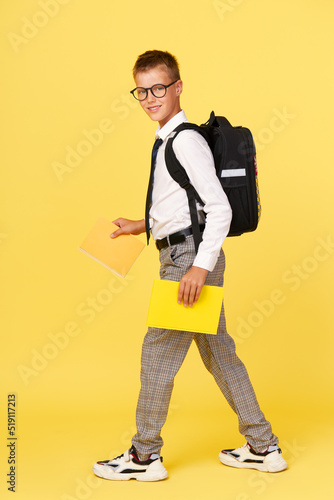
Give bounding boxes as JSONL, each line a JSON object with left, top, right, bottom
{"left": 133, "top": 50, "right": 181, "bottom": 81}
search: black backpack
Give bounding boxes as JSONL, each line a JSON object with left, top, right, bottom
{"left": 164, "top": 111, "right": 261, "bottom": 252}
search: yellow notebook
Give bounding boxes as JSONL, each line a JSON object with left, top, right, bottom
{"left": 79, "top": 217, "right": 145, "bottom": 277}
{"left": 147, "top": 279, "right": 224, "bottom": 335}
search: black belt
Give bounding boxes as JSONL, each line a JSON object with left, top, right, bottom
{"left": 155, "top": 224, "right": 205, "bottom": 251}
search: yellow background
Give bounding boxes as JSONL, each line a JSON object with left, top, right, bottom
{"left": 1, "top": 0, "right": 333, "bottom": 498}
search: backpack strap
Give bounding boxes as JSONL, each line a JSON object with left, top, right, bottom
{"left": 164, "top": 123, "right": 205, "bottom": 253}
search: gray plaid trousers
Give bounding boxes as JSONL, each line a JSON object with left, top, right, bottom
{"left": 132, "top": 235, "right": 278, "bottom": 456}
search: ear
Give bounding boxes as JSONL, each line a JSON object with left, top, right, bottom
{"left": 176, "top": 80, "right": 183, "bottom": 96}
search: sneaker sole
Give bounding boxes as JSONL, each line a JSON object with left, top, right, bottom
{"left": 92, "top": 462, "right": 168, "bottom": 482}
{"left": 219, "top": 452, "right": 288, "bottom": 473}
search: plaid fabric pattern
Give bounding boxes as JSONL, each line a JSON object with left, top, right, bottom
{"left": 131, "top": 235, "right": 278, "bottom": 456}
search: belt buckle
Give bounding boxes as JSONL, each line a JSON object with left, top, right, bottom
{"left": 166, "top": 235, "right": 171, "bottom": 247}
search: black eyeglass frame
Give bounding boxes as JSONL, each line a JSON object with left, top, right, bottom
{"left": 130, "top": 80, "right": 179, "bottom": 101}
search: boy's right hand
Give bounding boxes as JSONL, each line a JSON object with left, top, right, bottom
{"left": 110, "top": 218, "right": 145, "bottom": 238}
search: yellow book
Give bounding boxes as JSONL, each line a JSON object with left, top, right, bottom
{"left": 79, "top": 217, "right": 145, "bottom": 277}
{"left": 147, "top": 279, "right": 224, "bottom": 335}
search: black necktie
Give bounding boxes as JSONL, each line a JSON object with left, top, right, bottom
{"left": 145, "top": 138, "right": 163, "bottom": 244}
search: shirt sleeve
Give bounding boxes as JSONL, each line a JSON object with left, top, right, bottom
{"left": 172, "top": 130, "right": 232, "bottom": 271}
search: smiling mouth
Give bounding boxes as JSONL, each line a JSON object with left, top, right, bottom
{"left": 147, "top": 105, "right": 161, "bottom": 112}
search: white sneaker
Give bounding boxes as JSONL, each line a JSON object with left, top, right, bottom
{"left": 93, "top": 446, "right": 168, "bottom": 482}
{"left": 219, "top": 443, "right": 288, "bottom": 472}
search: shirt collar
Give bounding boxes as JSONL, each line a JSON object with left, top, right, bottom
{"left": 155, "top": 110, "right": 189, "bottom": 141}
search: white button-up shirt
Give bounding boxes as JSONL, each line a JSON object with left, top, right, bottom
{"left": 150, "top": 110, "right": 232, "bottom": 271}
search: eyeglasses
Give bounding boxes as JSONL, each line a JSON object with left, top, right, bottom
{"left": 130, "top": 80, "right": 178, "bottom": 101}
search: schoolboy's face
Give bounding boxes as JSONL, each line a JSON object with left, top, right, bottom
{"left": 134, "top": 66, "right": 183, "bottom": 128}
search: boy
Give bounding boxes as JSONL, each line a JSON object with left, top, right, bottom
{"left": 93, "top": 50, "right": 287, "bottom": 481}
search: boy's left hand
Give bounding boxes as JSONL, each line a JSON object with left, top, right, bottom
{"left": 178, "top": 266, "right": 209, "bottom": 307}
